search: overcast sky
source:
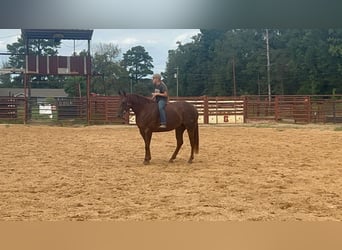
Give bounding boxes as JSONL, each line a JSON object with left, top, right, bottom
{"left": 0, "top": 29, "right": 200, "bottom": 73}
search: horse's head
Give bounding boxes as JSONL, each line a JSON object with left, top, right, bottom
{"left": 117, "top": 90, "right": 131, "bottom": 118}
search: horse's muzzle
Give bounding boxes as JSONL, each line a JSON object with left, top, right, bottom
{"left": 117, "top": 110, "right": 126, "bottom": 119}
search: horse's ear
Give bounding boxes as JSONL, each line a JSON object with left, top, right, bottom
{"left": 118, "top": 90, "right": 126, "bottom": 96}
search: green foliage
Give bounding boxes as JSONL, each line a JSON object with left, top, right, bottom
{"left": 0, "top": 61, "right": 12, "bottom": 87}
{"left": 121, "top": 45, "right": 154, "bottom": 85}
{"left": 64, "top": 43, "right": 150, "bottom": 96}
{"left": 91, "top": 43, "right": 126, "bottom": 95}
{"left": 165, "top": 29, "right": 342, "bottom": 96}
{"left": 63, "top": 76, "right": 86, "bottom": 97}
{"left": 7, "top": 35, "right": 60, "bottom": 67}
{"left": 2, "top": 34, "right": 61, "bottom": 88}
{"left": 3, "top": 29, "right": 341, "bottom": 98}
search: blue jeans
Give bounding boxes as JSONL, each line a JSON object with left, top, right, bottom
{"left": 158, "top": 99, "right": 167, "bottom": 124}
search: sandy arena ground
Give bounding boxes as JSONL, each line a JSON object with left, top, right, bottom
{"left": 0, "top": 123, "right": 341, "bottom": 221}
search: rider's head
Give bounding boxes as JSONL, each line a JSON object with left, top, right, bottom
{"left": 152, "top": 73, "right": 162, "bottom": 84}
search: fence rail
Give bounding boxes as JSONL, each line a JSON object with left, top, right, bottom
{"left": 89, "top": 96, "right": 124, "bottom": 124}
{"left": 245, "top": 95, "right": 342, "bottom": 124}
{"left": 0, "top": 97, "right": 25, "bottom": 123}
{"left": 1, "top": 95, "right": 342, "bottom": 124}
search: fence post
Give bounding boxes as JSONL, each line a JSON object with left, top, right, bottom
{"left": 86, "top": 74, "right": 91, "bottom": 125}
{"left": 306, "top": 96, "right": 311, "bottom": 123}
{"left": 104, "top": 98, "right": 108, "bottom": 122}
{"left": 243, "top": 96, "right": 247, "bottom": 123}
{"left": 275, "top": 96, "right": 279, "bottom": 121}
{"left": 203, "top": 95, "right": 209, "bottom": 124}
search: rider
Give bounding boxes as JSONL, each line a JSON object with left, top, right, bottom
{"left": 152, "top": 73, "right": 168, "bottom": 128}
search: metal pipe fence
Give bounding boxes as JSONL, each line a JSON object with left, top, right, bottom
{"left": 1, "top": 95, "right": 342, "bottom": 124}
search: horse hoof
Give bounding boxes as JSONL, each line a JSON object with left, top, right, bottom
{"left": 143, "top": 160, "right": 150, "bottom": 165}
{"left": 187, "top": 160, "right": 193, "bottom": 164}
{"left": 169, "top": 159, "right": 174, "bottom": 163}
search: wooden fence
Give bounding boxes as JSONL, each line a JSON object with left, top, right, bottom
{"left": 1, "top": 95, "right": 342, "bottom": 124}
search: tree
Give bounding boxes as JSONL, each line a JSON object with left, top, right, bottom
{"left": 5, "top": 34, "right": 61, "bottom": 88}
{"left": 121, "top": 45, "right": 154, "bottom": 86}
{"left": 208, "top": 29, "right": 265, "bottom": 96}
{"left": 278, "top": 29, "right": 342, "bottom": 95}
{"left": 7, "top": 34, "right": 60, "bottom": 69}
{"left": 166, "top": 32, "right": 216, "bottom": 96}
{"left": 91, "top": 43, "right": 126, "bottom": 95}
{"left": 63, "top": 76, "right": 86, "bottom": 97}
{"left": 327, "top": 29, "right": 342, "bottom": 93}
{"left": 165, "top": 29, "right": 342, "bottom": 96}
{"left": 63, "top": 45, "right": 127, "bottom": 97}
{"left": 0, "top": 61, "right": 14, "bottom": 87}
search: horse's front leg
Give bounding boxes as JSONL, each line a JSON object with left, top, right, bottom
{"left": 169, "top": 126, "right": 185, "bottom": 163}
{"left": 139, "top": 128, "right": 152, "bottom": 165}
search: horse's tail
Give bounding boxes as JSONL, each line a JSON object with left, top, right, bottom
{"left": 194, "top": 122, "right": 199, "bottom": 154}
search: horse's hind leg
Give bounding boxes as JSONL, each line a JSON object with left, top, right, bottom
{"left": 186, "top": 127, "right": 196, "bottom": 163}
{"left": 169, "top": 126, "right": 185, "bottom": 163}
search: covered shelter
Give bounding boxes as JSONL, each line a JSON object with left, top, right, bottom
{"left": 21, "top": 29, "right": 93, "bottom": 41}
{"left": 21, "top": 29, "right": 94, "bottom": 123}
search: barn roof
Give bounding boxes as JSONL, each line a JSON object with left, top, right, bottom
{"left": 21, "top": 29, "right": 94, "bottom": 40}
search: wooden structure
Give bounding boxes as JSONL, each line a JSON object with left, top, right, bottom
{"left": 21, "top": 29, "right": 93, "bottom": 123}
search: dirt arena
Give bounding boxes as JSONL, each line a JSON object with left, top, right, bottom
{"left": 1, "top": 123, "right": 341, "bottom": 221}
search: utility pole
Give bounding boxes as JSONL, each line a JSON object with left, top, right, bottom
{"left": 232, "top": 56, "right": 237, "bottom": 97}
{"left": 130, "top": 77, "right": 133, "bottom": 94}
{"left": 266, "top": 29, "right": 271, "bottom": 102}
{"left": 257, "top": 72, "right": 261, "bottom": 96}
{"left": 175, "top": 67, "right": 179, "bottom": 97}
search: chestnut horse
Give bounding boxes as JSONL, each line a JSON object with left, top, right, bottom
{"left": 118, "top": 91, "right": 199, "bottom": 164}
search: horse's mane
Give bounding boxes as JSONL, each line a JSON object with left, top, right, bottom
{"left": 128, "top": 94, "right": 155, "bottom": 105}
